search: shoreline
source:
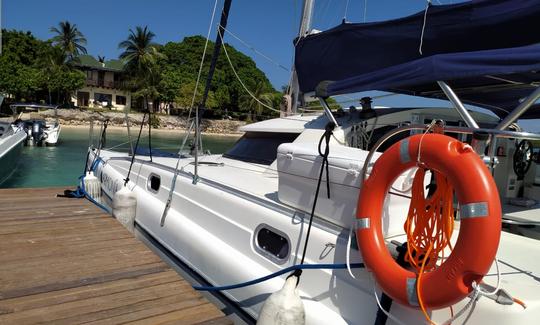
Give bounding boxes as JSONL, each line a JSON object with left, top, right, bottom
{"left": 61, "top": 124, "right": 244, "bottom": 137}
{"left": 4, "top": 108, "right": 247, "bottom": 136}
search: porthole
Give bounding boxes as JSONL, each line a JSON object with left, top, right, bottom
{"left": 254, "top": 224, "right": 290, "bottom": 264}
{"left": 147, "top": 174, "right": 161, "bottom": 193}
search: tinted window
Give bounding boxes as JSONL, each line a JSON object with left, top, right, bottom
{"left": 224, "top": 132, "right": 299, "bottom": 165}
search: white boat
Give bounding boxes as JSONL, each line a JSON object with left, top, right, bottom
{"left": 0, "top": 121, "right": 26, "bottom": 186}
{"left": 10, "top": 103, "right": 61, "bottom": 146}
{"left": 84, "top": 1, "right": 540, "bottom": 324}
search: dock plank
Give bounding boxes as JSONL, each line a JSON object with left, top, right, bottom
{"left": 0, "top": 187, "right": 231, "bottom": 325}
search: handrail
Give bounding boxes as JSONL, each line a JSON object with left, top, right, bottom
{"left": 361, "top": 124, "right": 540, "bottom": 181}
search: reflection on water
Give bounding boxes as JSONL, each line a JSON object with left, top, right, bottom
{"left": 3, "top": 127, "right": 239, "bottom": 188}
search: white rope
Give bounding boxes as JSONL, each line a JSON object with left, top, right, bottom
{"left": 346, "top": 225, "right": 357, "bottom": 279}
{"left": 363, "top": 0, "right": 368, "bottom": 23}
{"left": 372, "top": 279, "right": 409, "bottom": 325}
{"left": 419, "top": 0, "right": 431, "bottom": 55}
{"left": 343, "top": 0, "right": 351, "bottom": 21}
{"left": 217, "top": 29, "right": 282, "bottom": 114}
{"left": 222, "top": 27, "right": 290, "bottom": 72}
{"left": 417, "top": 119, "right": 437, "bottom": 163}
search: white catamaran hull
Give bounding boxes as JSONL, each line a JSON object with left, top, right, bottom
{"left": 90, "top": 146, "right": 540, "bottom": 324}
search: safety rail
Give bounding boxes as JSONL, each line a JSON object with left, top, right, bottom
{"left": 361, "top": 124, "right": 540, "bottom": 181}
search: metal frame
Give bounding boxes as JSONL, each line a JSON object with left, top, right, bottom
{"left": 496, "top": 85, "right": 540, "bottom": 130}
{"left": 361, "top": 124, "right": 540, "bottom": 181}
{"left": 437, "top": 81, "right": 480, "bottom": 129}
{"left": 318, "top": 98, "right": 339, "bottom": 126}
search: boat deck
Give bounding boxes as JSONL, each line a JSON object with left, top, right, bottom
{"left": 0, "top": 187, "right": 231, "bottom": 325}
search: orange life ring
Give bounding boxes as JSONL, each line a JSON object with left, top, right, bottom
{"left": 356, "top": 133, "right": 501, "bottom": 309}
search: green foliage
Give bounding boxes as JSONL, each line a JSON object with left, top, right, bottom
{"left": 1, "top": 28, "right": 281, "bottom": 120}
{"left": 158, "top": 36, "right": 279, "bottom": 117}
{"left": 50, "top": 21, "right": 87, "bottom": 61}
{"left": 0, "top": 29, "right": 85, "bottom": 105}
{"left": 303, "top": 97, "right": 341, "bottom": 111}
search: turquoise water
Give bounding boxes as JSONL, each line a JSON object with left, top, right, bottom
{"left": 2, "top": 127, "right": 239, "bottom": 188}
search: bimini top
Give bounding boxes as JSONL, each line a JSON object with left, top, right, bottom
{"left": 294, "top": 0, "right": 540, "bottom": 119}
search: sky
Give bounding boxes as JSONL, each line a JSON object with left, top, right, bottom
{"left": 3, "top": 0, "right": 450, "bottom": 89}
{"left": 2, "top": 0, "right": 538, "bottom": 130}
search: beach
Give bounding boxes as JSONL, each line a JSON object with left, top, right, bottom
{"left": 7, "top": 108, "right": 246, "bottom": 136}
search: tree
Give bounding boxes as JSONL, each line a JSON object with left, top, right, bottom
{"left": 239, "top": 80, "right": 276, "bottom": 121}
{"left": 0, "top": 30, "right": 48, "bottom": 102}
{"left": 160, "top": 36, "right": 277, "bottom": 115}
{"left": 119, "top": 26, "right": 165, "bottom": 112}
{"left": 50, "top": 21, "right": 87, "bottom": 63}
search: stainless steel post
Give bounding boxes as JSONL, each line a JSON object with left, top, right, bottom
{"left": 437, "top": 81, "right": 479, "bottom": 129}
{"left": 496, "top": 86, "right": 540, "bottom": 130}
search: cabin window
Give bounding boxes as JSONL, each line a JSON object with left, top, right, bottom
{"left": 254, "top": 224, "right": 290, "bottom": 264}
{"left": 147, "top": 174, "right": 161, "bottom": 193}
{"left": 223, "top": 132, "right": 299, "bottom": 165}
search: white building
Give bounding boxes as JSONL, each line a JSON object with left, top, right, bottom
{"left": 72, "top": 55, "right": 132, "bottom": 111}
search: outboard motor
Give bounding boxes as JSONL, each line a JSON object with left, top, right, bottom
{"left": 31, "top": 121, "right": 44, "bottom": 146}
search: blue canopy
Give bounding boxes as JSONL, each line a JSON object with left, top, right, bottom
{"left": 294, "top": 0, "right": 540, "bottom": 119}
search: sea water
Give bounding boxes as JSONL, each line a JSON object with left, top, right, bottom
{"left": 1, "top": 127, "right": 239, "bottom": 188}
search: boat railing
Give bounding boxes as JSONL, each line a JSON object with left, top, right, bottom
{"left": 361, "top": 124, "right": 540, "bottom": 182}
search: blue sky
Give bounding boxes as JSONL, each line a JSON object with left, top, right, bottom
{"left": 3, "top": 0, "right": 449, "bottom": 89}
{"left": 3, "top": 0, "right": 538, "bottom": 130}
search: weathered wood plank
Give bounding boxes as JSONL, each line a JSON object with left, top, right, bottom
{"left": 0, "top": 187, "right": 229, "bottom": 324}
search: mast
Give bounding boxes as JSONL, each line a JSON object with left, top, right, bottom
{"left": 193, "top": 0, "right": 233, "bottom": 184}
{"left": 288, "top": 0, "right": 315, "bottom": 115}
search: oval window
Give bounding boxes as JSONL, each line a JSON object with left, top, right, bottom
{"left": 147, "top": 174, "right": 161, "bottom": 193}
{"left": 254, "top": 224, "right": 290, "bottom": 264}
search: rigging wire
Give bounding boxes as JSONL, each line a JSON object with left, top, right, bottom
{"left": 222, "top": 27, "right": 290, "bottom": 72}
{"left": 217, "top": 27, "right": 282, "bottom": 114}
{"left": 160, "top": 0, "right": 220, "bottom": 227}
{"left": 186, "top": 0, "right": 220, "bottom": 121}
{"left": 124, "top": 111, "right": 147, "bottom": 186}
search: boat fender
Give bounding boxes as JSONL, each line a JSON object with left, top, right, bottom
{"left": 257, "top": 274, "right": 305, "bottom": 325}
{"left": 83, "top": 171, "right": 101, "bottom": 201}
{"left": 113, "top": 186, "right": 137, "bottom": 233}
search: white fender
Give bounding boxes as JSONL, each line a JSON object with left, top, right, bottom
{"left": 83, "top": 171, "right": 101, "bottom": 200}
{"left": 113, "top": 185, "right": 137, "bottom": 233}
{"left": 257, "top": 275, "right": 305, "bottom": 325}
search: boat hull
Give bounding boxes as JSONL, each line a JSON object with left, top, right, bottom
{"left": 0, "top": 129, "right": 26, "bottom": 186}
{"left": 90, "top": 149, "right": 540, "bottom": 325}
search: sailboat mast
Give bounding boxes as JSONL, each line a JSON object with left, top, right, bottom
{"left": 289, "top": 0, "right": 315, "bottom": 114}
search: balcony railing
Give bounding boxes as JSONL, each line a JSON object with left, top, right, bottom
{"left": 85, "top": 79, "right": 123, "bottom": 89}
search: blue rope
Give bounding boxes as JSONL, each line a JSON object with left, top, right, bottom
{"left": 192, "top": 263, "right": 364, "bottom": 292}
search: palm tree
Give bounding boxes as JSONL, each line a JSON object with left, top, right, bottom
{"left": 239, "top": 81, "right": 274, "bottom": 121}
{"left": 50, "top": 21, "right": 87, "bottom": 62}
{"left": 118, "top": 26, "right": 165, "bottom": 111}
{"left": 118, "top": 26, "right": 163, "bottom": 77}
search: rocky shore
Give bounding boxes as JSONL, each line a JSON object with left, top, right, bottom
{"left": 10, "top": 109, "right": 246, "bottom": 135}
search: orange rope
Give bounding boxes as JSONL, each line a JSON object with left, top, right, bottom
{"left": 404, "top": 168, "right": 455, "bottom": 323}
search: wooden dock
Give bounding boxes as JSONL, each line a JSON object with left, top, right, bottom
{"left": 0, "top": 187, "right": 231, "bottom": 325}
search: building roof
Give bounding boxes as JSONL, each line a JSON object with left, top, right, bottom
{"left": 77, "top": 55, "right": 125, "bottom": 72}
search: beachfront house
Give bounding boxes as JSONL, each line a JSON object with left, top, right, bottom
{"left": 72, "top": 55, "right": 131, "bottom": 111}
